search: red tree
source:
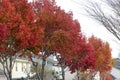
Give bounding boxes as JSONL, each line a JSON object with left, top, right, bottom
{"left": 66, "top": 36, "right": 95, "bottom": 73}
{"left": 31, "top": 0, "right": 84, "bottom": 80}
{"left": 0, "top": 0, "right": 43, "bottom": 80}
{"left": 0, "top": 0, "right": 91, "bottom": 80}
{"left": 88, "top": 35, "right": 112, "bottom": 80}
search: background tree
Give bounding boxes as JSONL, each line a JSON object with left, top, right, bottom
{"left": 66, "top": 36, "right": 95, "bottom": 80}
{"left": 88, "top": 35, "right": 112, "bottom": 80}
{"left": 66, "top": 37, "right": 95, "bottom": 71}
{"left": 83, "top": 0, "right": 120, "bottom": 41}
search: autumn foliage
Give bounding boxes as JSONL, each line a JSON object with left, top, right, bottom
{"left": 88, "top": 36, "right": 112, "bottom": 73}
{"left": 88, "top": 35, "right": 112, "bottom": 80}
{"left": 32, "top": 1, "right": 84, "bottom": 79}
{"left": 31, "top": 0, "right": 81, "bottom": 57}
{"left": 0, "top": 0, "right": 42, "bottom": 79}
{"left": 0, "top": 0, "right": 43, "bottom": 54}
{"left": 67, "top": 36, "right": 96, "bottom": 73}
{"left": 0, "top": 0, "right": 112, "bottom": 80}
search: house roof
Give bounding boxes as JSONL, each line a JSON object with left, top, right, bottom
{"left": 110, "top": 67, "right": 120, "bottom": 79}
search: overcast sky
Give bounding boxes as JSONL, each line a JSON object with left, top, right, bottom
{"left": 56, "top": 0, "right": 120, "bottom": 58}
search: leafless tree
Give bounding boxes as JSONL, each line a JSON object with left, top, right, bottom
{"left": 81, "top": 0, "right": 120, "bottom": 41}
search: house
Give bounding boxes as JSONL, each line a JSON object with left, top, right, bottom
{"left": 110, "top": 54, "right": 120, "bottom": 80}
{"left": 0, "top": 54, "right": 60, "bottom": 80}
{"left": 111, "top": 67, "right": 120, "bottom": 80}
{"left": 0, "top": 53, "right": 80, "bottom": 80}
{"left": 0, "top": 57, "right": 31, "bottom": 80}
{"left": 12, "top": 58, "right": 31, "bottom": 80}
{"left": 65, "top": 69, "right": 76, "bottom": 80}
{"left": 110, "top": 58, "right": 120, "bottom": 80}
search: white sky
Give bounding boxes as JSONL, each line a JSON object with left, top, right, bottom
{"left": 56, "top": 0, "right": 120, "bottom": 58}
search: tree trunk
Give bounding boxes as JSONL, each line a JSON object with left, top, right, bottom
{"left": 61, "top": 57, "right": 65, "bottom": 80}
{"left": 9, "top": 55, "right": 12, "bottom": 80}
{"left": 91, "top": 72, "right": 97, "bottom": 80}
{"left": 8, "top": 72, "right": 12, "bottom": 80}
{"left": 35, "top": 63, "right": 41, "bottom": 80}
{"left": 61, "top": 66, "right": 65, "bottom": 80}
{"left": 41, "top": 58, "right": 46, "bottom": 80}
{"left": 77, "top": 71, "right": 80, "bottom": 80}
{"left": 55, "top": 54, "right": 65, "bottom": 80}
{"left": 100, "top": 72, "right": 104, "bottom": 80}
{"left": 31, "top": 58, "right": 41, "bottom": 80}
{"left": 1, "top": 55, "right": 13, "bottom": 80}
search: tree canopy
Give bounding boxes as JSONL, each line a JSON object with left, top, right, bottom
{"left": 0, "top": 0, "right": 113, "bottom": 80}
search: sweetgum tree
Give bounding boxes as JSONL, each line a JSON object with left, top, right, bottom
{"left": 0, "top": 0, "right": 43, "bottom": 80}
{"left": 31, "top": 0, "right": 85, "bottom": 80}
{"left": 66, "top": 35, "right": 95, "bottom": 80}
{"left": 0, "top": 0, "right": 83, "bottom": 80}
{"left": 88, "top": 35, "right": 112, "bottom": 80}
{"left": 53, "top": 19, "right": 82, "bottom": 80}
{"left": 67, "top": 36, "right": 95, "bottom": 73}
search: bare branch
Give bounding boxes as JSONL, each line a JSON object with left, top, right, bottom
{"left": 80, "top": 0, "right": 120, "bottom": 41}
